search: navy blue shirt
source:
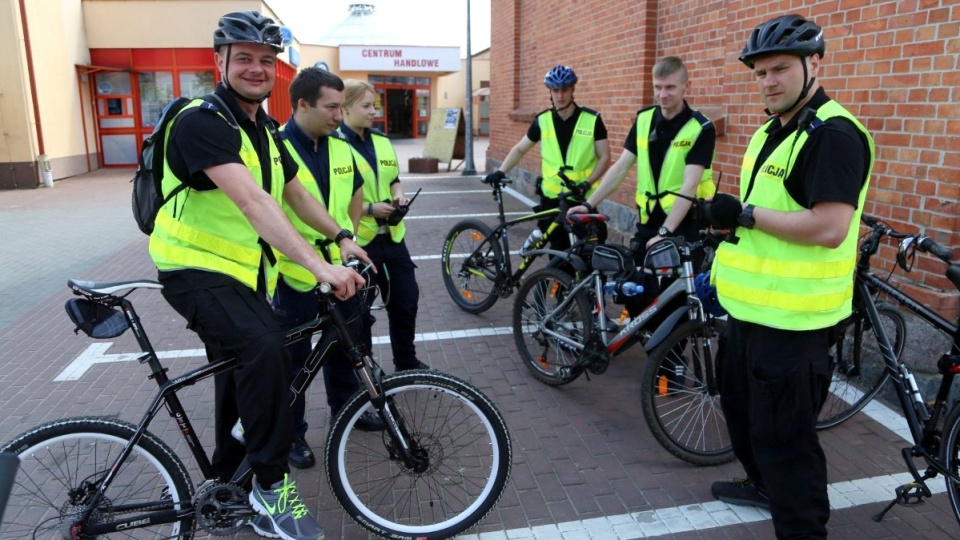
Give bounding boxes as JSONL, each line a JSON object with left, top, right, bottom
{"left": 282, "top": 118, "right": 363, "bottom": 203}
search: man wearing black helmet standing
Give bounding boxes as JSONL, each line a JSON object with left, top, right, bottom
{"left": 485, "top": 65, "right": 610, "bottom": 252}
{"left": 150, "top": 10, "right": 366, "bottom": 540}
{"left": 702, "top": 14, "right": 874, "bottom": 539}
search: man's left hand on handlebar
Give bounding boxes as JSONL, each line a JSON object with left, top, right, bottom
{"left": 338, "top": 239, "right": 375, "bottom": 270}
{"left": 566, "top": 201, "right": 597, "bottom": 216}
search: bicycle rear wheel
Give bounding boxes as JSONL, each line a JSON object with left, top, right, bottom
{"left": 441, "top": 218, "right": 502, "bottom": 314}
{"left": 325, "top": 371, "right": 512, "bottom": 540}
{"left": 0, "top": 416, "right": 195, "bottom": 539}
{"left": 941, "top": 399, "right": 960, "bottom": 527}
{"left": 641, "top": 318, "right": 734, "bottom": 466}
{"left": 816, "top": 304, "right": 904, "bottom": 430}
{"left": 513, "top": 267, "right": 592, "bottom": 385}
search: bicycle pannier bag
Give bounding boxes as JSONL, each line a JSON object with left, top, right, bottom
{"left": 644, "top": 238, "right": 682, "bottom": 271}
{"left": 65, "top": 298, "right": 129, "bottom": 339}
{"left": 591, "top": 244, "right": 634, "bottom": 277}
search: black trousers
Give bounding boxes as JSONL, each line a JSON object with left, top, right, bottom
{"left": 360, "top": 235, "right": 421, "bottom": 368}
{"left": 718, "top": 317, "right": 833, "bottom": 539}
{"left": 159, "top": 271, "right": 292, "bottom": 487}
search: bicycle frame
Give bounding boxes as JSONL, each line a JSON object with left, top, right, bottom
{"left": 70, "top": 285, "right": 404, "bottom": 534}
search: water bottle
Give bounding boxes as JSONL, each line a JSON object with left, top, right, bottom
{"left": 519, "top": 229, "right": 543, "bottom": 255}
{"left": 621, "top": 282, "right": 643, "bottom": 297}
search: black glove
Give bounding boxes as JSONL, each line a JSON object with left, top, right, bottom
{"left": 483, "top": 170, "right": 506, "bottom": 184}
{"left": 702, "top": 193, "right": 743, "bottom": 230}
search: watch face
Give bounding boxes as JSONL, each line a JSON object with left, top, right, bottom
{"left": 658, "top": 227, "right": 670, "bottom": 237}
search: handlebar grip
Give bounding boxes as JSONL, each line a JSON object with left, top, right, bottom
{"left": 918, "top": 236, "right": 955, "bottom": 262}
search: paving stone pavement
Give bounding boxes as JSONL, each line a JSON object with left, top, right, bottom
{"left": 1, "top": 141, "right": 958, "bottom": 539}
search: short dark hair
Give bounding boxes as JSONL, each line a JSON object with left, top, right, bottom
{"left": 289, "top": 67, "right": 344, "bottom": 108}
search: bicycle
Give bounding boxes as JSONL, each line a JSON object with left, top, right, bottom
{"left": 0, "top": 265, "right": 512, "bottom": 539}
{"left": 816, "top": 215, "right": 909, "bottom": 430}
{"left": 513, "top": 225, "right": 732, "bottom": 466}
{"left": 441, "top": 169, "right": 606, "bottom": 314}
{"left": 831, "top": 217, "right": 960, "bottom": 525}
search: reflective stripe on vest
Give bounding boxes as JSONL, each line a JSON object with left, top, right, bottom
{"left": 149, "top": 100, "right": 284, "bottom": 293}
{"left": 276, "top": 133, "right": 357, "bottom": 292}
{"left": 634, "top": 108, "right": 715, "bottom": 224}
{"left": 712, "top": 100, "right": 874, "bottom": 330}
{"left": 539, "top": 110, "right": 599, "bottom": 199}
{"left": 353, "top": 132, "right": 405, "bottom": 246}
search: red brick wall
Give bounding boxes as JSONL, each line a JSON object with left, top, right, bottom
{"left": 488, "top": 0, "right": 959, "bottom": 316}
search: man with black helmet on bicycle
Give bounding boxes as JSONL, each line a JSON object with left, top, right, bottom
{"left": 702, "top": 14, "right": 874, "bottom": 538}
{"left": 485, "top": 65, "right": 610, "bottom": 251}
{"left": 150, "top": 10, "right": 364, "bottom": 540}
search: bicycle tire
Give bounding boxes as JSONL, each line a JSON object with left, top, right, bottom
{"left": 0, "top": 416, "right": 195, "bottom": 539}
{"left": 325, "top": 371, "right": 512, "bottom": 540}
{"left": 640, "top": 318, "right": 734, "bottom": 466}
{"left": 816, "top": 303, "right": 905, "bottom": 430}
{"left": 513, "top": 267, "right": 592, "bottom": 386}
{"left": 940, "top": 399, "right": 960, "bottom": 527}
{"left": 441, "top": 218, "right": 503, "bottom": 314}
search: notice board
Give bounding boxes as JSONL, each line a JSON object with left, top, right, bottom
{"left": 422, "top": 108, "right": 465, "bottom": 166}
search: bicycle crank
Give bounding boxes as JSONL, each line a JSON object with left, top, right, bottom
{"left": 581, "top": 337, "right": 610, "bottom": 375}
{"left": 194, "top": 480, "right": 253, "bottom": 535}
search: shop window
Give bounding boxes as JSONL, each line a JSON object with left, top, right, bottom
{"left": 139, "top": 72, "right": 174, "bottom": 128}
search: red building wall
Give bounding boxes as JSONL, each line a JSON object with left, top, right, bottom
{"left": 487, "top": 0, "right": 959, "bottom": 316}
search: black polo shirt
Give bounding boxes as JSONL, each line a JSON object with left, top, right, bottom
{"left": 747, "top": 87, "right": 868, "bottom": 209}
{"left": 282, "top": 119, "right": 363, "bottom": 203}
{"left": 166, "top": 84, "right": 298, "bottom": 191}
{"left": 624, "top": 102, "right": 715, "bottom": 183}
{"left": 526, "top": 104, "right": 608, "bottom": 161}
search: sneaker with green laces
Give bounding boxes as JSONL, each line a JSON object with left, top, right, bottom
{"left": 249, "top": 474, "right": 324, "bottom": 540}
{"left": 247, "top": 514, "right": 280, "bottom": 538}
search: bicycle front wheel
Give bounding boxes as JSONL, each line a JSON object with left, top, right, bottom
{"left": 441, "top": 218, "right": 503, "bottom": 314}
{"left": 641, "top": 318, "right": 734, "bottom": 466}
{"left": 325, "top": 371, "right": 512, "bottom": 540}
{"left": 816, "top": 304, "right": 904, "bottom": 430}
{"left": 0, "top": 416, "right": 195, "bottom": 539}
{"left": 513, "top": 267, "right": 592, "bottom": 385}
{"left": 940, "top": 400, "right": 960, "bottom": 527}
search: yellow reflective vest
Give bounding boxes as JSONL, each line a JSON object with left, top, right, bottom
{"left": 712, "top": 100, "right": 874, "bottom": 330}
{"left": 276, "top": 129, "right": 357, "bottom": 291}
{"left": 634, "top": 107, "right": 716, "bottom": 225}
{"left": 350, "top": 131, "right": 406, "bottom": 246}
{"left": 538, "top": 109, "right": 600, "bottom": 199}
{"left": 149, "top": 100, "right": 284, "bottom": 294}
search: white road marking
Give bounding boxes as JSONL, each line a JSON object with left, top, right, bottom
{"left": 404, "top": 212, "right": 527, "bottom": 220}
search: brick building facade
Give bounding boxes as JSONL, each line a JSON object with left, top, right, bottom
{"left": 485, "top": 0, "right": 959, "bottom": 316}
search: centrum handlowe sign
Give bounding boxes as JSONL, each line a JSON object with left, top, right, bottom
{"left": 339, "top": 45, "right": 460, "bottom": 72}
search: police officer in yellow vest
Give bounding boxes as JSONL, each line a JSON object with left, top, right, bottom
{"left": 485, "top": 65, "right": 610, "bottom": 251}
{"left": 702, "top": 15, "right": 874, "bottom": 539}
{"left": 149, "top": 11, "right": 364, "bottom": 540}
{"left": 339, "top": 79, "right": 431, "bottom": 374}
{"left": 270, "top": 69, "right": 384, "bottom": 481}
{"left": 569, "top": 56, "right": 716, "bottom": 319}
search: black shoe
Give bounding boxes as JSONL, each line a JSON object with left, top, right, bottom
{"left": 396, "top": 360, "right": 431, "bottom": 371}
{"left": 287, "top": 436, "right": 315, "bottom": 469}
{"left": 711, "top": 477, "right": 770, "bottom": 509}
{"left": 354, "top": 411, "right": 386, "bottom": 432}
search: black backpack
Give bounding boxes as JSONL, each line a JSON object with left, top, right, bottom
{"left": 131, "top": 93, "right": 237, "bottom": 234}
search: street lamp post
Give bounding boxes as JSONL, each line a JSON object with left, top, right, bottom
{"left": 462, "top": 0, "right": 477, "bottom": 175}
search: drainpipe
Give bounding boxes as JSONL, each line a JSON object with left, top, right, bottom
{"left": 18, "top": 0, "right": 46, "bottom": 185}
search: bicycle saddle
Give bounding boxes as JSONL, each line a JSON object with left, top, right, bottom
{"left": 68, "top": 278, "right": 163, "bottom": 297}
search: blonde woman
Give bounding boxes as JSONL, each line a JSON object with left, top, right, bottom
{"left": 339, "top": 79, "right": 429, "bottom": 372}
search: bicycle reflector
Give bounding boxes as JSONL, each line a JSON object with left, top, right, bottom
{"left": 695, "top": 271, "right": 727, "bottom": 317}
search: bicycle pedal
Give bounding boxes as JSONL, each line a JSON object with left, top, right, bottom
{"left": 894, "top": 483, "right": 926, "bottom": 507}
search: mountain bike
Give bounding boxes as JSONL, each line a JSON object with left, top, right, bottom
{"left": 513, "top": 227, "right": 732, "bottom": 466}
{"left": 0, "top": 265, "right": 512, "bottom": 540}
{"left": 829, "top": 217, "right": 960, "bottom": 526}
{"left": 441, "top": 170, "right": 606, "bottom": 314}
{"left": 816, "top": 215, "right": 909, "bottom": 430}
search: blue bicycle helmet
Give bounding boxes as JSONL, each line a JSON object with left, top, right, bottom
{"left": 740, "top": 14, "right": 825, "bottom": 68}
{"left": 695, "top": 271, "right": 727, "bottom": 317}
{"left": 544, "top": 65, "right": 578, "bottom": 89}
{"left": 214, "top": 11, "right": 284, "bottom": 53}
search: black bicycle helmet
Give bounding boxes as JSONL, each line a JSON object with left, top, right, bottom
{"left": 213, "top": 11, "right": 284, "bottom": 53}
{"left": 739, "top": 14, "right": 825, "bottom": 68}
{"left": 544, "top": 65, "right": 578, "bottom": 89}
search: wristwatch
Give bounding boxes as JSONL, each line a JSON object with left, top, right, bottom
{"left": 738, "top": 204, "right": 756, "bottom": 229}
{"left": 366, "top": 203, "right": 374, "bottom": 217}
{"left": 334, "top": 228, "right": 355, "bottom": 245}
{"left": 658, "top": 226, "right": 673, "bottom": 237}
